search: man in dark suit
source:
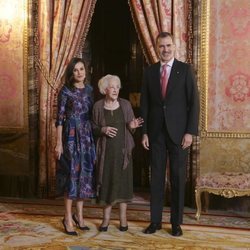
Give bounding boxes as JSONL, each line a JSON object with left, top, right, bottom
{"left": 140, "top": 32, "right": 199, "bottom": 236}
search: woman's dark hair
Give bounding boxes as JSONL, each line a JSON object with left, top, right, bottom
{"left": 64, "top": 57, "right": 86, "bottom": 89}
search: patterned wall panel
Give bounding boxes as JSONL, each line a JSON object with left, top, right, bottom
{"left": 200, "top": 138, "right": 250, "bottom": 174}
{"left": 0, "top": 0, "right": 28, "bottom": 132}
{"left": 199, "top": 0, "right": 250, "bottom": 138}
{"left": 199, "top": 0, "right": 250, "bottom": 193}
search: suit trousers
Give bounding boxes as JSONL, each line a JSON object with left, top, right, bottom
{"left": 149, "top": 125, "right": 188, "bottom": 226}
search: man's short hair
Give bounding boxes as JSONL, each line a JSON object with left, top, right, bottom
{"left": 156, "top": 32, "right": 174, "bottom": 44}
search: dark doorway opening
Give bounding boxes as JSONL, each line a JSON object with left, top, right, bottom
{"left": 89, "top": 0, "right": 145, "bottom": 99}
{"left": 88, "top": 0, "right": 150, "bottom": 192}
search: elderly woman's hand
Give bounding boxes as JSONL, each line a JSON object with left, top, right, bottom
{"left": 101, "top": 126, "right": 118, "bottom": 138}
{"left": 129, "top": 117, "right": 144, "bottom": 129}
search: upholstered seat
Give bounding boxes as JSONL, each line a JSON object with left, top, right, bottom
{"left": 195, "top": 172, "right": 250, "bottom": 220}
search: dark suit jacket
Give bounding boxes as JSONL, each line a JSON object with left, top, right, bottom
{"left": 140, "top": 59, "right": 199, "bottom": 144}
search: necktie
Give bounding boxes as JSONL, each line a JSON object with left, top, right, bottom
{"left": 161, "top": 64, "right": 168, "bottom": 98}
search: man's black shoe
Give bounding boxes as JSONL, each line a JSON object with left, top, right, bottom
{"left": 143, "top": 223, "right": 162, "bottom": 234}
{"left": 171, "top": 225, "right": 183, "bottom": 236}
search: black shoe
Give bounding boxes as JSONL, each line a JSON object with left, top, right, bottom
{"left": 143, "top": 222, "right": 162, "bottom": 234}
{"left": 119, "top": 225, "right": 128, "bottom": 232}
{"left": 72, "top": 214, "right": 90, "bottom": 231}
{"left": 171, "top": 225, "right": 183, "bottom": 236}
{"left": 62, "top": 219, "right": 78, "bottom": 236}
{"left": 99, "top": 224, "right": 109, "bottom": 232}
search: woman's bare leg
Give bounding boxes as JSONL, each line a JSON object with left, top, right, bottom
{"left": 75, "top": 199, "right": 87, "bottom": 226}
{"left": 64, "top": 196, "right": 74, "bottom": 231}
{"left": 101, "top": 205, "right": 112, "bottom": 227}
{"left": 119, "top": 202, "right": 128, "bottom": 226}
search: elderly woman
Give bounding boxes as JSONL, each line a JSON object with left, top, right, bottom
{"left": 92, "top": 74, "right": 143, "bottom": 232}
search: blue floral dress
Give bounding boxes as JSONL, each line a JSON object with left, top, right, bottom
{"left": 56, "top": 84, "right": 96, "bottom": 199}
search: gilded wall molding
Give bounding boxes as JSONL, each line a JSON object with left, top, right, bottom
{"left": 199, "top": 0, "right": 209, "bottom": 137}
{"left": 23, "top": 0, "right": 28, "bottom": 132}
{"left": 199, "top": 0, "right": 250, "bottom": 138}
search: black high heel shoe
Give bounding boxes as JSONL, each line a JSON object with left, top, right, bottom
{"left": 62, "top": 219, "right": 78, "bottom": 236}
{"left": 72, "top": 214, "right": 90, "bottom": 231}
{"left": 119, "top": 225, "right": 128, "bottom": 232}
{"left": 98, "top": 224, "right": 109, "bottom": 232}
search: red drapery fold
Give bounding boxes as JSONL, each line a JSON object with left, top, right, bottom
{"left": 129, "top": 0, "right": 192, "bottom": 64}
{"left": 36, "top": 0, "right": 96, "bottom": 197}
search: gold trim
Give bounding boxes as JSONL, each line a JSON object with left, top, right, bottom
{"left": 199, "top": 0, "right": 209, "bottom": 138}
{"left": 197, "top": 187, "right": 250, "bottom": 198}
{"left": 200, "top": 131, "right": 250, "bottom": 139}
{"left": 195, "top": 187, "right": 250, "bottom": 220}
{"left": 186, "top": 0, "right": 193, "bottom": 64}
{"left": 199, "top": 0, "right": 250, "bottom": 138}
{"left": 23, "top": 0, "right": 28, "bottom": 132}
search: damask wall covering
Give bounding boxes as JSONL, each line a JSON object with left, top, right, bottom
{"left": 0, "top": 0, "right": 36, "bottom": 197}
{"left": 200, "top": 0, "right": 250, "bottom": 137}
{"left": 0, "top": 0, "right": 28, "bottom": 131}
{"left": 198, "top": 0, "right": 250, "bottom": 210}
{"left": 199, "top": 0, "right": 250, "bottom": 171}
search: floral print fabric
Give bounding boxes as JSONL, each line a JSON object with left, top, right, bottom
{"left": 56, "top": 84, "right": 96, "bottom": 199}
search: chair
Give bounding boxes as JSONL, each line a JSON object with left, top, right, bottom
{"left": 195, "top": 172, "right": 250, "bottom": 220}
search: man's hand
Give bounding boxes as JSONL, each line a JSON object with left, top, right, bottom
{"left": 142, "top": 134, "right": 150, "bottom": 150}
{"left": 181, "top": 133, "right": 193, "bottom": 149}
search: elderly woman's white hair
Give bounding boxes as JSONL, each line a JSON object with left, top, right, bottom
{"left": 98, "top": 74, "right": 121, "bottom": 95}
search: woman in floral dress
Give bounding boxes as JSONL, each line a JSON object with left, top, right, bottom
{"left": 55, "top": 58, "right": 95, "bottom": 235}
